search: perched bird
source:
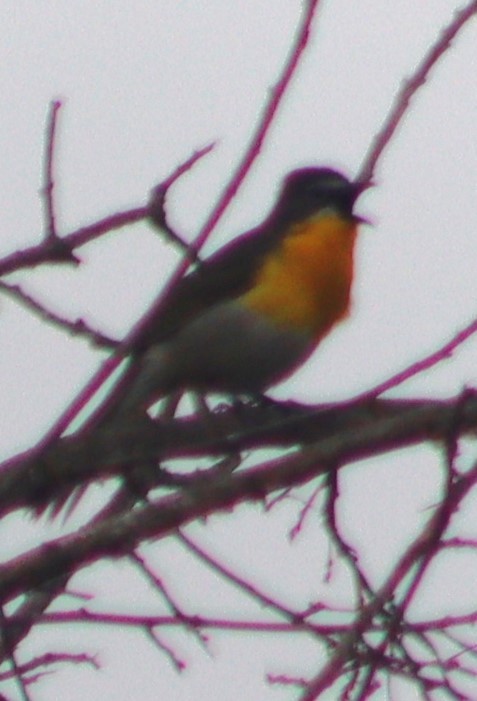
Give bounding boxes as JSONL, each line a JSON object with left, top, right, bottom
{"left": 107, "top": 166, "right": 370, "bottom": 418}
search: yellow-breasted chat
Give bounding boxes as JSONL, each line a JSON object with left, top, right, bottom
{"left": 108, "top": 166, "right": 370, "bottom": 418}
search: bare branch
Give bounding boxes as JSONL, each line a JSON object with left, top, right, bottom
{"left": 2, "top": 394, "right": 477, "bottom": 517}
{"left": 358, "top": 0, "right": 477, "bottom": 183}
{"left": 0, "top": 206, "right": 147, "bottom": 277}
{"left": 0, "top": 652, "right": 99, "bottom": 682}
{"left": 357, "top": 315, "right": 477, "bottom": 399}
{"left": 41, "top": 100, "right": 62, "bottom": 243}
{"left": 189, "top": 0, "right": 322, "bottom": 256}
{"left": 36, "top": 610, "right": 345, "bottom": 635}
{"left": 323, "top": 470, "right": 373, "bottom": 596}
{"left": 0, "top": 281, "right": 118, "bottom": 349}
{"left": 300, "top": 461, "right": 477, "bottom": 700}
{"left": 178, "top": 531, "right": 323, "bottom": 634}
{"left": 148, "top": 142, "right": 215, "bottom": 263}
{"left": 0, "top": 398, "right": 477, "bottom": 611}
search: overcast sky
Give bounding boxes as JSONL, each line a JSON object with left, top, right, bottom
{"left": 1, "top": 2, "right": 477, "bottom": 700}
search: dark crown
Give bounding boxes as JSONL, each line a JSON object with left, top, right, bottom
{"left": 277, "top": 167, "right": 365, "bottom": 220}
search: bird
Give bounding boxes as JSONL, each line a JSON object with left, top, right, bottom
{"left": 105, "top": 165, "right": 370, "bottom": 419}
{"left": 42, "top": 166, "right": 370, "bottom": 518}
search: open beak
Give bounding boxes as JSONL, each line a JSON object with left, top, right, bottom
{"left": 352, "top": 179, "right": 374, "bottom": 225}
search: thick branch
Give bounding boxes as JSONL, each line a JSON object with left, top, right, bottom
{"left": 0, "top": 393, "right": 475, "bottom": 605}
{"left": 2, "top": 394, "right": 477, "bottom": 516}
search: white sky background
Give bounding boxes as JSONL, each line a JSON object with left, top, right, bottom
{"left": 0, "top": 1, "right": 477, "bottom": 699}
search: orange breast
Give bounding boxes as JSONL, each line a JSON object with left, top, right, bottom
{"left": 240, "top": 213, "right": 358, "bottom": 341}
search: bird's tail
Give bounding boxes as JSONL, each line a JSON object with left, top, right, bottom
{"left": 39, "top": 353, "right": 165, "bottom": 520}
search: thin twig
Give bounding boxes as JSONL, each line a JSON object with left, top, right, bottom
{"left": 187, "top": 0, "right": 321, "bottom": 257}
{"left": 144, "top": 628, "right": 186, "bottom": 672}
{"left": 177, "top": 530, "right": 331, "bottom": 642}
{"left": 300, "top": 460, "right": 477, "bottom": 700}
{"left": 288, "top": 484, "right": 323, "bottom": 540}
{"left": 0, "top": 207, "right": 147, "bottom": 277}
{"left": 0, "top": 281, "right": 118, "bottom": 349}
{"left": 148, "top": 143, "right": 216, "bottom": 264}
{"left": 323, "top": 469, "right": 373, "bottom": 597}
{"left": 357, "top": 0, "right": 477, "bottom": 183}
{"left": 130, "top": 551, "right": 208, "bottom": 649}
{"left": 356, "top": 315, "right": 477, "bottom": 400}
{"left": 0, "top": 652, "right": 99, "bottom": 682}
{"left": 42, "top": 100, "right": 62, "bottom": 242}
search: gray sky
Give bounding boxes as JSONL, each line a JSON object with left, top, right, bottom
{"left": 1, "top": 2, "right": 477, "bottom": 699}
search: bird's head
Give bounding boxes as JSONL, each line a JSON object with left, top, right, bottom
{"left": 276, "top": 167, "right": 371, "bottom": 223}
